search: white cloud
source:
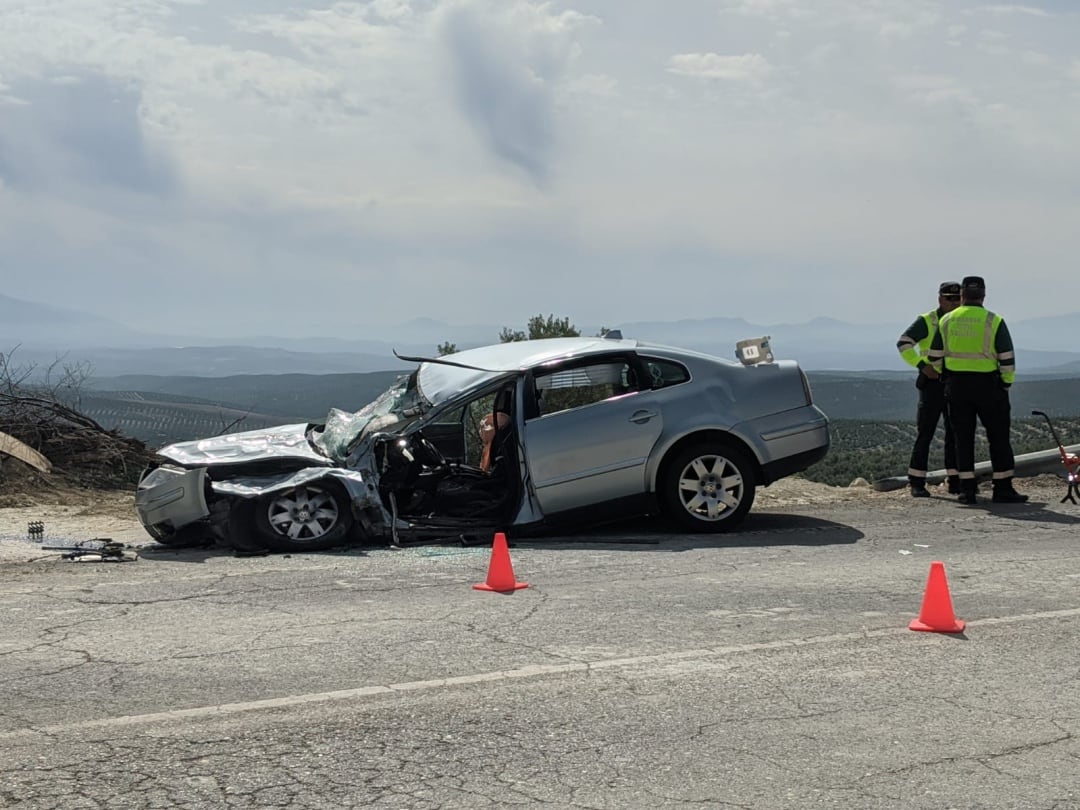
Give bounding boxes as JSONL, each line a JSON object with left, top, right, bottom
{"left": 877, "top": 7, "right": 941, "bottom": 40}
{"left": 894, "top": 73, "right": 979, "bottom": 109}
{"left": 666, "top": 52, "right": 773, "bottom": 82}
{"left": 567, "top": 73, "right": 618, "bottom": 97}
{"left": 1018, "top": 49, "right": 1050, "bottom": 66}
{"left": 0, "top": 0, "right": 1078, "bottom": 335}
{"left": 434, "top": 0, "right": 598, "bottom": 184}
{"left": 977, "top": 4, "right": 1052, "bottom": 17}
{"left": 722, "top": 0, "right": 813, "bottom": 20}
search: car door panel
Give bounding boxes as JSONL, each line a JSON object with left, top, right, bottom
{"left": 523, "top": 392, "right": 664, "bottom": 515}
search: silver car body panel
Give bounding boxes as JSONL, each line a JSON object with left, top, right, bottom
{"left": 158, "top": 423, "right": 325, "bottom": 467}
{"left": 729, "top": 407, "right": 830, "bottom": 471}
{"left": 523, "top": 390, "right": 664, "bottom": 514}
{"left": 210, "top": 467, "right": 372, "bottom": 500}
{"left": 134, "top": 465, "right": 208, "bottom": 531}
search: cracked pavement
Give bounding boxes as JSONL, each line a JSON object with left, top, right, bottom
{"left": 1, "top": 491, "right": 1079, "bottom": 808}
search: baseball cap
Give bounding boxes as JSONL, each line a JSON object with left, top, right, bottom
{"left": 939, "top": 281, "right": 961, "bottom": 296}
{"left": 961, "top": 275, "right": 986, "bottom": 293}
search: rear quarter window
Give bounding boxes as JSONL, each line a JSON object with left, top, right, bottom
{"left": 642, "top": 357, "right": 691, "bottom": 390}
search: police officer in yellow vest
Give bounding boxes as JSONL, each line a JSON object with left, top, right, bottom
{"left": 897, "top": 281, "right": 962, "bottom": 497}
{"left": 927, "top": 276, "right": 1028, "bottom": 505}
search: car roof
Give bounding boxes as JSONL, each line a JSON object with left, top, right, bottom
{"left": 447, "top": 336, "right": 639, "bottom": 369}
{"left": 416, "top": 337, "right": 640, "bottom": 406}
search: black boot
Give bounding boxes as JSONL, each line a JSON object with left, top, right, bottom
{"left": 992, "top": 479, "right": 1029, "bottom": 504}
{"left": 947, "top": 476, "right": 961, "bottom": 495}
{"left": 910, "top": 479, "right": 930, "bottom": 498}
{"left": 957, "top": 481, "right": 978, "bottom": 505}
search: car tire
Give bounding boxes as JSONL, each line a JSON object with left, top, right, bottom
{"left": 253, "top": 481, "right": 354, "bottom": 552}
{"left": 661, "top": 442, "right": 756, "bottom": 533}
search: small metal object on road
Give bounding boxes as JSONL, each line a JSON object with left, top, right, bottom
{"left": 27, "top": 521, "right": 45, "bottom": 541}
{"left": 43, "top": 537, "right": 133, "bottom": 562}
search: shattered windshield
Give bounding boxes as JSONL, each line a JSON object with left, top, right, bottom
{"left": 310, "top": 372, "right": 423, "bottom": 462}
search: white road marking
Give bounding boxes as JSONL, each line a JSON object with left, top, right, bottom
{"left": 4, "top": 606, "right": 1079, "bottom": 741}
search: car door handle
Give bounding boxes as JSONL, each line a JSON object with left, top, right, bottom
{"left": 629, "top": 410, "right": 658, "bottom": 424}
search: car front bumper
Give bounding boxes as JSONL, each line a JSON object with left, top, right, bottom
{"left": 135, "top": 465, "right": 210, "bottom": 536}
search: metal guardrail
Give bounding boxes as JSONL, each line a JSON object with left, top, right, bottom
{"left": 872, "top": 444, "right": 1080, "bottom": 492}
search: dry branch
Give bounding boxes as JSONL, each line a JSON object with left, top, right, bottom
{"left": 0, "top": 349, "right": 156, "bottom": 489}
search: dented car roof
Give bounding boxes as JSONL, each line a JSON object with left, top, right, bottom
{"left": 416, "top": 337, "right": 640, "bottom": 406}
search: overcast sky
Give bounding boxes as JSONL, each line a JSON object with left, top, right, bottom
{"left": 1, "top": 0, "right": 1078, "bottom": 339}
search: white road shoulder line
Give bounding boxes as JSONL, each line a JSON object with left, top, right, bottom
{"left": 4, "top": 606, "right": 1079, "bottom": 741}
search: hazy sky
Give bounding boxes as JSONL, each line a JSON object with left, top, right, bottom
{"left": 1, "top": 0, "right": 1078, "bottom": 339}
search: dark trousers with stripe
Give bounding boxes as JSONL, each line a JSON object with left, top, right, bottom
{"left": 908, "top": 377, "right": 955, "bottom": 482}
{"left": 944, "top": 372, "right": 1014, "bottom": 480}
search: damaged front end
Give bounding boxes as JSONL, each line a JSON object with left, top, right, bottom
{"left": 134, "top": 370, "right": 517, "bottom": 552}
{"left": 136, "top": 456, "right": 394, "bottom": 552}
{"left": 134, "top": 418, "right": 396, "bottom": 551}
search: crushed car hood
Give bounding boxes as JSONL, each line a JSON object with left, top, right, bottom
{"left": 158, "top": 423, "right": 328, "bottom": 467}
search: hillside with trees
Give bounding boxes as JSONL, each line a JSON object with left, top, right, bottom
{"left": 6, "top": 325, "right": 1078, "bottom": 491}
{"left": 804, "top": 416, "right": 1080, "bottom": 487}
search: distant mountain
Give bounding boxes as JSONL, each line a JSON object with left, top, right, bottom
{"left": 6, "top": 293, "right": 1080, "bottom": 376}
{"left": 88, "top": 370, "right": 404, "bottom": 421}
{"left": 13, "top": 345, "right": 411, "bottom": 377}
{"left": 618, "top": 316, "right": 1080, "bottom": 373}
{"left": 0, "top": 293, "right": 158, "bottom": 349}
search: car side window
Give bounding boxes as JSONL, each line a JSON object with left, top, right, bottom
{"left": 431, "top": 384, "right": 515, "bottom": 466}
{"left": 532, "top": 360, "right": 636, "bottom": 418}
{"left": 437, "top": 399, "right": 490, "bottom": 467}
{"left": 641, "top": 357, "right": 691, "bottom": 390}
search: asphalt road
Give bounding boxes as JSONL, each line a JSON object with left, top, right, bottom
{"left": 2, "top": 493, "right": 1079, "bottom": 809}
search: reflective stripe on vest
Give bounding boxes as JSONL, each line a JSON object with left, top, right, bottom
{"left": 940, "top": 308, "right": 999, "bottom": 372}
{"left": 909, "top": 310, "right": 939, "bottom": 357}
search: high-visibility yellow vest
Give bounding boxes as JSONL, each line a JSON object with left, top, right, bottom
{"left": 898, "top": 310, "right": 938, "bottom": 368}
{"left": 939, "top": 306, "right": 1003, "bottom": 373}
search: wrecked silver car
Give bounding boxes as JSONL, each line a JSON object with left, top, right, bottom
{"left": 135, "top": 335, "right": 830, "bottom": 551}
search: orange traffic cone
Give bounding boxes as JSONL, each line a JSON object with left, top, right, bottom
{"left": 909, "top": 560, "right": 965, "bottom": 633}
{"left": 473, "top": 532, "right": 528, "bottom": 592}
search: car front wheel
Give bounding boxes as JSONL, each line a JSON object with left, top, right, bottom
{"left": 662, "top": 442, "right": 756, "bottom": 532}
{"left": 253, "top": 482, "right": 354, "bottom": 552}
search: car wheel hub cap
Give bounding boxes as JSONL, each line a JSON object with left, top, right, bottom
{"left": 679, "top": 456, "right": 741, "bottom": 521}
{"left": 268, "top": 487, "right": 339, "bottom": 540}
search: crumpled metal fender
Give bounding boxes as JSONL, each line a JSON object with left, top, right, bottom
{"left": 211, "top": 466, "right": 390, "bottom": 526}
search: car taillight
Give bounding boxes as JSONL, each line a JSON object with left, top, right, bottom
{"left": 799, "top": 369, "right": 813, "bottom": 405}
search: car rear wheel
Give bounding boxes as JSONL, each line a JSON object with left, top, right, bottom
{"left": 662, "top": 442, "right": 756, "bottom": 532}
{"left": 253, "top": 482, "right": 354, "bottom": 552}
